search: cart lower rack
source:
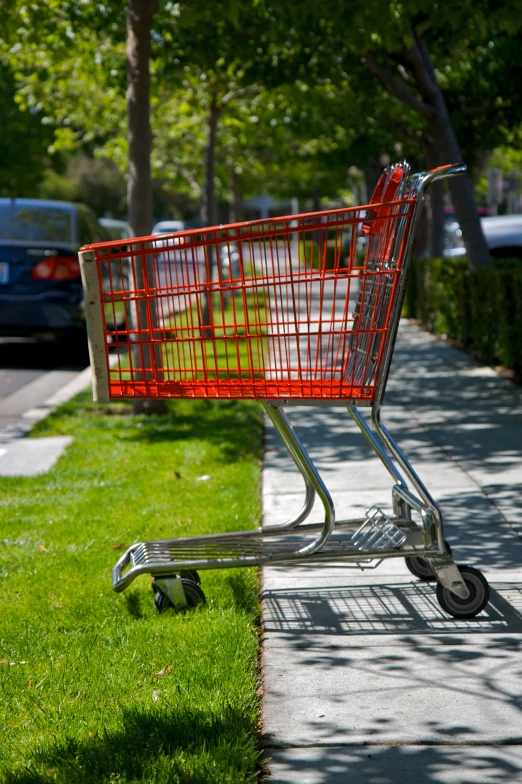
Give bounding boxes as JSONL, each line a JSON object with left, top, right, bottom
{"left": 80, "top": 162, "right": 490, "bottom": 620}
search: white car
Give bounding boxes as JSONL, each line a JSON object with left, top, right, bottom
{"left": 151, "top": 220, "right": 186, "bottom": 249}
{"left": 152, "top": 220, "right": 185, "bottom": 235}
{"left": 444, "top": 215, "right": 522, "bottom": 259}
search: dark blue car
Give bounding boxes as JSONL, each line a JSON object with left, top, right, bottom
{"left": 0, "top": 198, "right": 109, "bottom": 343}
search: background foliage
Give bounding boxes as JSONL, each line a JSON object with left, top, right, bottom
{"left": 404, "top": 257, "right": 522, "bottom": 373}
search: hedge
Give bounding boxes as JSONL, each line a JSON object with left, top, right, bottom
{"left": 403, "top": 257, "right": 522, "bottom": 373}
{"left": 299, "top": 239, "right": 366, "bottom": 270}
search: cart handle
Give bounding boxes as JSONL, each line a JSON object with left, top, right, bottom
{"left": 418, "top": 162, "right": 467, "bottom": 186}
{"left": 363, "top": 165, "right": 405, "bottom": 236}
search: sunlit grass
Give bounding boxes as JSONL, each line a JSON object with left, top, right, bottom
{"left": 0, "top": 393, "right": 264, "bottom": 783}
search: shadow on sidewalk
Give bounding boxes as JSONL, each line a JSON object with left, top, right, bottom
{"left": 263, "top": 581, "right": 522, "bottom": 637}
{"left": 263, "top": 580, "right": 522, "bottom": 778}
{"left": 266, "top": 743, "right": 522, "bottom": 784}
{"left": 388, "top": 328, "right": 522, "bottom": 477}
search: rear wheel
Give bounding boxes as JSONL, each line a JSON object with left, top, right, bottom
{"left": 436, "top": 565, "right": 489, "bottom": 619}
{"left": 405, "top": 540, "right": 452, "bottom": 582}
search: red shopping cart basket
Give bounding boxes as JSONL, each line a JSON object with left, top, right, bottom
{"left": 80, "top": 164, "right": 413, "bottom": 404}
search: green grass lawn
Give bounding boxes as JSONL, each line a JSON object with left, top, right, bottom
{"left": 0, "top": 393, "right": 264, "bottom": 783}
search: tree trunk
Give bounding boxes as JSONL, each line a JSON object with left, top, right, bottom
{"left": 365, "top": 40, "right": 491, "bottom": 269}
{"left": 127, "top": 0, "right": 165, "bottom": 415}
{"left": 127, "top": 0, "right": 157, "bottom": 237}
{"left": 200, "top": 98, "right": 220, "bottom": 228}
{"left": 428, "top": 104, "right": 490, "bottom": 267}
{"left": 364, "top": 155, "right": 382, "bottom": 204}
{"left": 229, "top": 167, "right": 243, "bottom": 224}
{"left": 427, "top": 178, "right": 445, "bottom": 257}
{"left": 200, "top": 98, "right": 221, "bottom": 333}
{"left": 414, "top": 40, "right": 491, "bottom": 269}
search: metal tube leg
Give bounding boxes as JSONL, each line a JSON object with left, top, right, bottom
{"left": 372, "top": 408, "right": 443, "bottom": 552}
{"left": 263, "top": 403, "right": 336, "bottom": 556}
{"left": 262, "top": 403, "right": 316, "bottom": 531}
{"left": 348, "top": 407, "right": 415, "bottom": 524}
{"left": 349, "top": 406, "right": 468, "bottom": 592}
{"left": 348, "top": 406, "right": 409, "bottom": 490}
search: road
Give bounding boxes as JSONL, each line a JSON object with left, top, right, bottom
{"left": 0, "top": 338, "right": 88, "bottom": 426}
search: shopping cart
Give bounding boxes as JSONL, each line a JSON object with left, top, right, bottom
{"left": 79, "top": 161, "right": 490, "bottom": 620}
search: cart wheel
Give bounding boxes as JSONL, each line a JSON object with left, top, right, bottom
{"left": 179, "top": 570, "right": 201, "bottom": 585}
{"left": 405, "top": 540, "right": 452, "bottom": 582}
{"left": 436, "top": 565, "right": 489, "bottom": 619}
{"left": 153, "top": 578, "right": 206, "bottom": 613}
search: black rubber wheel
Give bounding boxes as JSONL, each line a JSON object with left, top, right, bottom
{"left": 436, "top": 565, "right": 490, "bottom": 619}
{"left": 405, "top": 540, "right": 453, "bottom": 582}
{"left": 153, "top": 578, "right": 206, "bottom": 613}
{"left": 179, "top": 570, "right": 201, "bottom": 585}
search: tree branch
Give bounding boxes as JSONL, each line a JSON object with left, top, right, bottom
{"left": 173, "top": 163, "right": 202, "bottom": 195}
{"left": 408, "top": 36, "right": 438, "bottom": 101}
{"left": 393, "top": 120, "right": 430, "bottom": 149}
{"left": 221, "top": 83, "right": 262, "bottom": 106}
{"left": 364, "top": 51, "right": 436, "bottom": 119}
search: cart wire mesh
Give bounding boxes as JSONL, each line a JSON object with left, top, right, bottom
{"left": 80, "top": 176, "right": 415, "bottom": 402}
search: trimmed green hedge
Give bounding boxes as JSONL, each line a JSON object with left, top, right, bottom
{"left": 299, "top": 239, "right": 366, "bottom": 270}
{"left": 403, "top": 257, "right": 522, "bottom": 373}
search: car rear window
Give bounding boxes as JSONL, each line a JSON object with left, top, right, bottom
{"left": 0, "top": 203, "right": 73, "bottom": 243}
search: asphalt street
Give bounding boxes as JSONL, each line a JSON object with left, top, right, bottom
{"left": 0, "top": 338, "right": 87, "bottom": 404}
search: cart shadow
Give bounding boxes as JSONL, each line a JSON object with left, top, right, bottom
{"left": 262, "top": 581, "right": 522, "bottom": 637}
{"left": 265, "top": 742, "right": 522, "bottom": 784}
{"left": 1, "top": 705, "right": 257, "bottom": 783}
{"left": 263, "top": 580, "right": 522, "bottom": 776}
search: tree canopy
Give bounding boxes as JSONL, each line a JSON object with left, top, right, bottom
{"left": 2, "top": 0, "right": 522, "bottom": 265}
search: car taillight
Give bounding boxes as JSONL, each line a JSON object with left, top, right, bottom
{"left": 32, "top": 256, "right": 81, "bottom": 281}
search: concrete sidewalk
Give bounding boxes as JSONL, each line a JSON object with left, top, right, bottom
{"left": 261, "top": 320, "right": 522, "bottom": 783}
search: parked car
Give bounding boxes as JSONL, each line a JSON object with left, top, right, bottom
{"left": 99, "top": 217, "right": 135, "bottom": 241}
{"left": 444, "top": 215, "right": 522, "bottom": 259}
{"left": 0, "top": 198, "right": 109, "bottom": 343}
{"left": 152, "top": 220, "right": 185, "bottom": 235}
{"left": 151, "top": 220, "right": 186, "bottom": 250}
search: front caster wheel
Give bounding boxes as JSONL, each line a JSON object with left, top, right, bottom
{"left": 179, "top": 570, "right": 201, "bottom": 585}
{"left": 152, "top": 578, "right": 206, "bottom": 613}
{"left": 436, "top": 565, "right": 489, "bottom": 619}
{"left": 405, "top": 540, "right": 452, "bottom": 582}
